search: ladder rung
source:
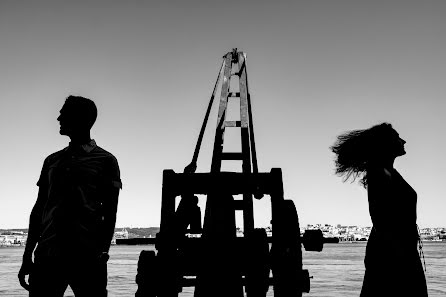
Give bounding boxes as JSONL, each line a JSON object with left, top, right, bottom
{"left": 233, "top": 200, "right": 244, "bottom": 210}
{"left": 228, "top": 92, "right": 240, "bottom": 98}
{"left": 224, "top": 121, "right": 241, "bottom": 127}
{"left": 221, "top": 152, "right": 244, "bottom": 160}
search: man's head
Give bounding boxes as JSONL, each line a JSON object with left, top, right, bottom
{"left": 57, "top": 95, "right": 97, "bottom": 137}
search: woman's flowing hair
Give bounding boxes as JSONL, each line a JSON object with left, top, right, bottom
{"left": 330, "top": 122, "right": 395, "bottom": 187}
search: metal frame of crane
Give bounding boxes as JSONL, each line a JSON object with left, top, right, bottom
{"left": 136, "top": 49, "right": 331, "bottom": 297}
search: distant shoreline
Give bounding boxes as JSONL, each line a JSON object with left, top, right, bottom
{"left": 1, "top": 240, "right": 445, "bottom": 249}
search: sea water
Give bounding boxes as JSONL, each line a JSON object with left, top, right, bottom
{"left": 1, "top": 242, "right": 445, "bottom": 296}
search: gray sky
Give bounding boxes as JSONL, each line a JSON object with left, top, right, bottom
{"left": 1, "top": 0, "right": 445, "bottom": 229}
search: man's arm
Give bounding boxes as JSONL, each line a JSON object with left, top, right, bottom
{"left": 99, "top": 186, "right": 120, "bottom": 254}
{"left": 18, "top": 186, "right": 46, "bottom": 290}
{"left": 98, "top": 155, "right": 121, "bottom": 259}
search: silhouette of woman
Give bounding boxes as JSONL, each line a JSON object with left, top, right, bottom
{"left": 331, "top": 123, "right": 428, "bottom": 297}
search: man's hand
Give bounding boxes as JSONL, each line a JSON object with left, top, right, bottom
{"left": 98, "top": 252, "right": 110, "bottom": 264}
{"left": 18, "top": 257, "right": 33, "bottom": 291}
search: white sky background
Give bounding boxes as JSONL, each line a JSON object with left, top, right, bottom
{"left": 1, "top": 1, "right": 445, "bottom": 229}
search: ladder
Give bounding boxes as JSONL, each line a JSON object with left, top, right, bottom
{"left": 206, "top": 48, "right": 259, "bottom": 237}
{"left": 196, "top": 48, "right": 260, "bottom": 297}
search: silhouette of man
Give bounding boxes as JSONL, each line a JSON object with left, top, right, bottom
{"left": 18, "top": 96, "right": 122, "bottom": 296}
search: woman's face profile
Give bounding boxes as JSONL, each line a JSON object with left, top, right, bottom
{"left": 388, "top": 129, "right": 406, "bottom": 158}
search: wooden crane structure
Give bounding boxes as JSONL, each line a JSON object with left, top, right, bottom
{"left": 135, "top": 49, "right": 332, "bottom": 297}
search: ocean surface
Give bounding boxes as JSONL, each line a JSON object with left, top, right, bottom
{"left": 1, "top": 242, "right": 445, "bottom": 296}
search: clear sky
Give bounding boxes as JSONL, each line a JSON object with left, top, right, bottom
{"left": 1, "top": 1, "right": 445, "bottom": 229}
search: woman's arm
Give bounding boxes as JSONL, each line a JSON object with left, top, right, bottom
{"left": 367, "top": 167, "right": 396, "bottom": 237}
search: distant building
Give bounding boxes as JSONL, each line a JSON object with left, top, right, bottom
{"left": 112, "top": 228, "right": 129, "bottom": 244}
{"left": 0, "top": 234, "right": 27, "bottom": 246}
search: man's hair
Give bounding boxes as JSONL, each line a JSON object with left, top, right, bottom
{"left": 330, "top": 122, "right": 396, "bottom": 187}
{"left": 65, "top": 95, "right": 98, "bottom": 129}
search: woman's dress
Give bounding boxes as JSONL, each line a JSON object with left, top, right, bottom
{"left": 360, "top": 168, "right": 428, "bottom": 297}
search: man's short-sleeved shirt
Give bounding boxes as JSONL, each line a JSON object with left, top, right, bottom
{"left": 35, "top": 140, "right": 121, "bottom": 258}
